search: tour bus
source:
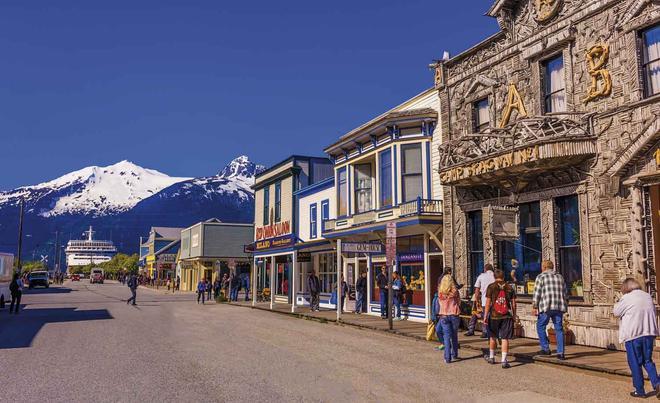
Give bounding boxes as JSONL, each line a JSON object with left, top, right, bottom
{"left": 0, "top": 253, "right": 14, "bottom": 309}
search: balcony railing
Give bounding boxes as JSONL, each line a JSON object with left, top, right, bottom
{"left": 322, "top": 198, "right": 443, "bottom": 233}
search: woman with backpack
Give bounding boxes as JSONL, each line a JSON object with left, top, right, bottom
{"left": 9, "top": 272, "right": 24, "bottom": 314}
{"left": 438, "top": 274, "right": 461, "bottom": 363}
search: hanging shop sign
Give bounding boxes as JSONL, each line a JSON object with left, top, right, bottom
{"left": 439, "top": 145, "right": 539, "bottom": 184}
{"left": 157, "top": 253, "right": 176, "bottom": 263}
{"left": 342, "top": 242, "right": 383, "bottom": 254}
{"left": 386, "top": 222, "right": 397, "bottom": 267}
{"left": 254, "top": 234, "right": 295, "bottom": 251}
{"left": 297, "top": 251, "right": 312, "bottom": 262}
{"left": 255, "top": 220, "right": 291, "bottom": 241}
{"left": 488, "top": 206, "right": 520, "bottom": 240}
{"left": 398, "top": 253, "right": 424, "bottom": 263}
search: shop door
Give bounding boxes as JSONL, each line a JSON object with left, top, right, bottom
{"left": 650, "top": 185, "right": 660, "bottom": 300}
{"left": 429, "top": 256, "right": 443, "bottom": 297}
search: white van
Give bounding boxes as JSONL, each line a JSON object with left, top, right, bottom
{"left": 0, "top": 253, "right": 15, "bottom": 308}
{"left": 90, "top": 268, "right": 104, "bottom": 284}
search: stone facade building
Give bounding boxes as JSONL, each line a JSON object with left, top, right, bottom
{"left": 435, "top": 0, "right": 659, "bottom": 348}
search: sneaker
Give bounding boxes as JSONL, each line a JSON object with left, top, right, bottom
{"left": 464, "top": 331, "right": 475, "bottom": 336}
{"left": 434, "top": 344, "right": 445, "bottom": 351}
{"left": 502, "top": 361, "right": 511, "bottom": 369}
{"left": 556, "top": 354, "right": 566, "bottom": 361}
{"left": 484, "top": 355, "right": 495, "bottom": 365}
{"left": 629, "top": 391, "right": 646, "bottom": 399}
{"left": 655, "top": 383, "right": 660, "bottom": 399}
{"left": 444, "top": 359, "right": 452, "bottom": 364}
{"left": 536, "top": 349, "right": 551, "bottom": 356}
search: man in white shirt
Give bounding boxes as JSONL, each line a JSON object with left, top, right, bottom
{"left": 613, "top": 277, "right": 660, "bottom": 399}
{"left": 465, "top": 263, "right": 495, "bottom": 338}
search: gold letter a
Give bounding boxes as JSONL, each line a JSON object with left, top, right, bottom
{"left": 499, "top": 84, "right": 528, "bottom": 128}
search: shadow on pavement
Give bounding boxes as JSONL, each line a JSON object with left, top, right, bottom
{"left": 25, "top": 286, "right": 74, "bottom": 294}
{"left": 0, "top": 307, "right": 113, "bottom": 349}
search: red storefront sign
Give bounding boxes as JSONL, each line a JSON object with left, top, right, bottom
{"left": 255, "top": 220, "right": 291, "bottom": 241}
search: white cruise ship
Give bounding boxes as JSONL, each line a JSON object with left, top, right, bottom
{"left": 65, "top": 226, "right": 117, "bottom": 267}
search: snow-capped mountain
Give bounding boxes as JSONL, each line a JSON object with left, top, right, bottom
{"left": 0, "top": 160, "right": 190, "bottom": 218}
{"left": 0, "top": 156, "right": 262, "bottom": 259}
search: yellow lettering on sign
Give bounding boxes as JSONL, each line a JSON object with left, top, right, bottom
{"left": 499, "top": 84, "right": 528, "bottom": 128}
{"left": 654, "top": 148, "right": 660, "bottom": 169}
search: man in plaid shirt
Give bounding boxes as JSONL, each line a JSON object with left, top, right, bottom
{"left": 532, "top": 260, "right": 568, "bottom": 360}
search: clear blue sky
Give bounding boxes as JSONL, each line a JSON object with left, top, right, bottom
{"left": 0, "top": 0, "right": 498, "bottom": 189}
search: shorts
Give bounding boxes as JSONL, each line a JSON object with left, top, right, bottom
{"left": 488, "top": 317, "right": 514, "bottom": 339}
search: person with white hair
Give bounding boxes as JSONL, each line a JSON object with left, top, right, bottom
{"left": 613, "top": 277, "right": 660, "bottom": 399}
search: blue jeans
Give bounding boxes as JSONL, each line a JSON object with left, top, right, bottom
{"left": 626, "top": 335, "right": 660, "bottom": 395}
{"left": 537, "top": 310, "right": 564, "bottom": 354}
{"left": 439, "top": 315, "right": 460, "bottom": 362}
{"left": 230, "top": 287, "right": 239, "bottom": 301}
{"left": 355, "top": 291, "right": 365, "bottom": 313}
{"left": 379, "top": 289, "right": 387, "bottom": 317}
{"left": 393, "top": 294, "right": 401, "bottom": 318}
{"left": 435, "top": 319, "right": 444, "bottom": 342}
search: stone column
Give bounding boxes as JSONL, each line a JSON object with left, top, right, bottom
{"left": 482, "top": 206, "right": 495, "bottom": 266}
{"left": 540, "top": 198, "right": 556, "bottom": 262}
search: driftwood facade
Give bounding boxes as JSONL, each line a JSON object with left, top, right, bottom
{"left": 435, "top": 0, "right": 660, "bottom": 348}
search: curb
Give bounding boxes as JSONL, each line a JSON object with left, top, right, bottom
{"left": 228, "top": 302, "right": 634, "bottom": 380}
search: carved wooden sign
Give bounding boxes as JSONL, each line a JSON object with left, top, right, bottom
{"left": 534, "top": 0, "right": 562, "bottom": 23}
{"left": 439, "top": 145, "right": 540, "bottom": 184}
{"left": 489, "top": 206, "right": 520, "bottom": 241}
{"left": 583, "top": 44, "right": 612, "bottom": 104}
{"left": 499, "top": 83, "right": 528, "bottom": 128}
{"left": 434, "top": 62, "right": 445, "bottom": 89}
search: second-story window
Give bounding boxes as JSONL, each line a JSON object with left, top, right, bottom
{"left": 401, "top": 143, "right": 423, "bottom": 202}
{"left": 310, "top": 204, "right": 317, "bottom": 239}
{"left": 337, "top": 168, "right": 348, "bottom": 216}
{"left": 380, "top": 149, "right": 393, "bottom": 208}
{"left": 542, "top": 54, "right": 566, "bottom": 113}
{"left": 642, "top": 24, "right": 660, "bottom": 97}
{"left": 473, "top": 98, "right": 490, "bottom": 132}
{"left": 263, "top": 187, "right": 270, "bottom": 225}
{"left": 274, "top": 182, "right": 281, "bottom": 222}
{"left": 354, "top": 163, "right": 372, "bottom": 213}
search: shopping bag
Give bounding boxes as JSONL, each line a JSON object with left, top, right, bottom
{"left": 426, "top": 321, "right": 436, "bottom": 341}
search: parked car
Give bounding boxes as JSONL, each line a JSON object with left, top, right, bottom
{"left": 70, "top": 274, "right": 80, "bottom": 281}
{"left": 90, "top": 268, "right": 104, "bottom": 284}
{"left": 28, "top": 271, "right": 50, "bottom": 289}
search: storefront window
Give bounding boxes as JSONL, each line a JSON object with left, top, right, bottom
{"left": 556, "top": 195, "right": 583, "bottom": 293}
{"left": 256, "top": 258, "right": 271, "bottom": 292}
{"left": 498, "top": 202, "right": 542, "bottom": 295}
{"left": 318, "top": 252, "right": 336, "bottom": 294}
{"left": 380, "top": 149, "right": 393, "bottom": 207}
{"left": 397, "top": 235, "right": 425, "bottom": 306}
{"left": 337, "top": 168, "right": 348, "bottom": 216}
{"left": 401, "top": 144, "right": 423, "bottom": 202}
{"left": 542, "top": 54, "right": 566, "bottom": 113}
{"left": 467, "top": 210, "right": 484, "bottom": 290}
{"left": 275, "top": 255, "right": 290, "bottom": 297}
{"left": 354, "top": 163, "right": 372, "bottom": 213}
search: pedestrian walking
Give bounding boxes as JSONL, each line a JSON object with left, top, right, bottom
{"left": 376, "top": 267, "right": 388, "bottom": 318}
{"left": 213, "top": 278, "right": 221, "bottom": 299}
{"left": 431, "top": 291, "right": 445, "bottom": 351}
{"left": 613, "top": 278, "right": 660, "bottom": 399}
{"left": 206, "top": 278, "right": 212, "bottom": 301}
{"left": 532, "top": 260, "right": 568, "bottom": 360}
{"left": 354, "top": 271, "right": 367, "bottom": 314}
{"left": 197, "top": 278, "right": 206, "bottom": 304}
{"left": 243, "top": 273, "right": 251, "bottom": 301}
{"left": 221, "top": 274, "right": 229, "bottom": 298}
{"left": 392, "top": 272, "right": 403, "bottom": 320}
{"left": 9, "top": 272, "right": 24, "bottom": 314}
{"left": 483, "top": 269, "right": 517, "bottom": 369}
{"left": 126, "top": 274, "right": 138, "bottom": 306}
{"left": 466, "top": 263, "right": 495, "bottom": 338}
{"left": 307, "top": 270, "right": 321, "bottom": 311}
{"left": 175, "top": 275, "right": 180, "bottom": 291}
{"left": 438, "top": 275, "right": 461, "bottom": 363}
{"left": 229, "top": 274, "right": 240, "bottom": 301}
{"left": 166, "top": 277, "right": 171, "bottom": 291}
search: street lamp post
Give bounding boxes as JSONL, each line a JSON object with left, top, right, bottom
{"left": 16, "top": 197, "right": 25, "bottom": 272}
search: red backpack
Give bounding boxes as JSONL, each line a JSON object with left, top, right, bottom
{"left": 493, "top": 283, "right": 510, "bottom": 315}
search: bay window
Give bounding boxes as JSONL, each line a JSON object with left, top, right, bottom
{"left": 401, "top": 144, "right": 423, "bottom": 202}
{"left": 542, "top": 54, "right": 566, "bottom": 113}
{"left": 354, "top": 164, "right": 372, "bottom": 213}
{"left": 337, "top": 168, "right": 348, "bottom": 216}
{"left": 380, "top": 149, "right": 393, "bottom": 208}
{"left": 642, "top": 24, "right": 660, "bottom": 97}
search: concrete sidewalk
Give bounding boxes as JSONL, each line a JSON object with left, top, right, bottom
{"left": 231, "top": 301, "right": 642, "bottom": 379}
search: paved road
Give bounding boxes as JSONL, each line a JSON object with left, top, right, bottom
{"left": 0, "top": 281, "right": 642, "bottom": 402}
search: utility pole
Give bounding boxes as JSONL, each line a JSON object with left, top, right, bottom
{"left": 54, "top": 230, "right": 59, "bottom": 273}
{"left": 16, "top": 197, "right": 25, "bottom": 272}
